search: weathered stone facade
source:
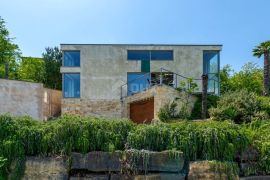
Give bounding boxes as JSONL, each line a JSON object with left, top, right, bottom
{"left": 62, "top": 99, "right": 122, "bottom": 118}
{"left": 62, "top": 85, "right": 197, "bottom": 121}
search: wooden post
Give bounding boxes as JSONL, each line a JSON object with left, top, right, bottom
{"left": 201, "top": 74, "right": 208, "bottom": 119}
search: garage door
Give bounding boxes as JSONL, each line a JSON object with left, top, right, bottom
{"left": 130, "top": 98, "right": 154, "bottom": 124}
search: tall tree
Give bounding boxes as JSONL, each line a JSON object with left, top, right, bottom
{"left": 18, "top": 57, "right": 45, "bottom": 82}
{"left": 253, "top": 41, "right": 270, "bottom": 96}
{"left": 0, "top": 16, "right": 20, "bottom": 79}
{"left": 42, "top": 47, "right": 62, "bottom": 89}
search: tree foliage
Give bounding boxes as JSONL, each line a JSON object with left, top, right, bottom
{"left": 0, "top": 16, "right": 20, "bottom": 79}
{"left": 42, "top": 47, "right": 62, "bottom": 89}
{"left": 252, "top": 41, "right": 270, "bottom": 96}
{"left": 18, "top": 57, "right": 45, "bottom": 83}
{"left": 220, "top": 62, "right": 263, "bottom": 95}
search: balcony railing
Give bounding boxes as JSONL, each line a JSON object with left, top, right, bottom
{"left": 120, "top": 68, "right": 219, "bottom": 100}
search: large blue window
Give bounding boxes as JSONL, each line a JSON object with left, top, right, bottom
{"left": 127, "top": 50, "right": 173, "bottom": 61}
{"left": 127, "top": 73, "right": 151, "bottom": 95}
{"left": 63, "top": 74, "right": 80, "bottom": 98}
{"left": 63, "top": 51, "right": 80, "bottom": 66}
{"left": 203, "top": 51, "right": 220, "bottom": 95}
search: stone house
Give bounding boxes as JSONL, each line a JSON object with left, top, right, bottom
{"left": 60, "top": 44, "right": 221, "bottom": 122}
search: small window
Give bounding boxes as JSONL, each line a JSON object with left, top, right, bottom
{"left": 127, "top": 51, "right": 150, "bottom": 61}
{"left": 63, "top": 73, "right": 80, "bottom": 98}
{"left": 151, "top": 51, "right": 173, "bottom": 60}
{"left": 63, "top": 51, "right": 80, "bottom": 66}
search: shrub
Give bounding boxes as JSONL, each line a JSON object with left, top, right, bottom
{"left": 190, "top": 95, "right": 219, "bottom": 119}
{"left": 244, "top": 120, "right": 270, "bottom": 174}
{"left": 157, "top": 101, "right": 178, "bottom": 122}
{"left": 127, "top": 124, "right": 171, "bottom": 151}
{"left": 127, "top": 120, "right": 248, "bottom": 161}
{"left": 209, "top": 90, "right": 266, "bottom": 123}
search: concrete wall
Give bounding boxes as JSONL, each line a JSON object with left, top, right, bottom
{"left": 0, "top": 79, "right": 61, "bottom": 120}
{"left": 60, "top": 44, "right": 222, "bottom": 101}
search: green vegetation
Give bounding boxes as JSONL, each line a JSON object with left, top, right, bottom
{"left": 209, "top": 90, "right": 269, "bottom": 123}
{"left": 253, "top": 41, "right": 270, "bottom": 96}
{"left": 127, "top": 121, "right": 248, "bottom": 161}
{"left": 220, "top": 62, "right": 263, "bottom": 95}
{"left": 243, "top": 120, "right": 270, "bottom": 175}
{"left": 208, "top": 160, "right": 239, "bottom": 179}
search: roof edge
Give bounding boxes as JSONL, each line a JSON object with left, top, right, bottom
{"left": 60, "top": 43, "right": 223, "bottom": 46}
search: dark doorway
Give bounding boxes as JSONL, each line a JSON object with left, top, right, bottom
{"left": 130, "top": 98, "right": 154, "bottom": 123}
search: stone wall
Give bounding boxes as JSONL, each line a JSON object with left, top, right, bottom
{"left": 14, "top": 151, "right": 268, "bottom": 180}
{"left": 21, "top": 151, "right": 185, "bottom": 180}
{"left": 0, "top": 79, "right": 61, "bottom": 120}
{"left": 62, "top": 85, "right": 197, "bottom": 121}
{"left": 62, "top": 99, "right": 122, "bottom": 118}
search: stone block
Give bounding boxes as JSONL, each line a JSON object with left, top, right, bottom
{"left": 188, "top": 161, "right": 239, "bottom": 180}
{"left": 71, "top": 152, "right": 122, "bottom": 172}
{"left": 125, "top": 150, "right": 184, "bottom": 173}
{"left": 110, "top": 173, "right": 185, "bottom": 180}
{"left": 240, "top": 176, "right": 270, "bottom": 180}
{"left": 22, "top": 156, "right": 68, "bottom": 180}
{"left": 70, "top": 174, "right": 109, "bottom": 180}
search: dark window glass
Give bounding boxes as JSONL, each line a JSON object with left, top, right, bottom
{"left": 64, "top": 51, "right": 80, "bottom": 66}
{"left": 151, "top": 51, "right": 173, "bottom": 60}
{"left": 127, "top": 51, "right": 150, "bottom": 60}
{"left": 127, "top": 73, "right": 150, "bottom": 95}
{"left": 63, "top": 74, "right": 80, "bottom": 98}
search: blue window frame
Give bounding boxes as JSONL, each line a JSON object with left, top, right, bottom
{"left": 127, "top": 73, "right": 151, "bottom": 96}
{"left": 63, "top": 51, "right": 80, "bottom": 66}
{"left": 203, "top": 51, "right": 220, "bottom": 95}
{"left": 127, "top": 50, "right": 173, "bottom": 61}
{"left": 127, "top": 51, "right": 150, "bottom": 60}
{"left": 151, "top": 51, "right": 173, "bottom": 60}
{"left": 63, "top": 73, "right": 80, "bottom": 98}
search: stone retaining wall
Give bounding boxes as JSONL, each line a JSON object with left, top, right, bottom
{"left": 17, "top": 151, "right": 268, "bottom": 180}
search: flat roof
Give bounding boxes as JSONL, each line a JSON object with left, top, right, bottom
{"left": 60, "top": 43, "right": 222, "bottom": 46}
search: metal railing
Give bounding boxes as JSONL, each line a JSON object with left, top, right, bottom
{"left": 120, "top": 68, "right": 220, "bottom": 100}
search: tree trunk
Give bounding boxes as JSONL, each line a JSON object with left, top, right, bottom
{"left": 201, "top": 74, "right": 208, "bottom": 119}
{"left": 263, "top": 52, "right": 269, "bottom": 96}
{"left": 5, "top": 61, "right": 8, "bottom": 79}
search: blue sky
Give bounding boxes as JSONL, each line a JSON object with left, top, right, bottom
{"left": 0, "top": 0, "right": 269, "bottom": 71}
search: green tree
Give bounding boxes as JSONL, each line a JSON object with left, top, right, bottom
{"left": 0, "top": 16, "right": 20, "bottom": 79}
{"left": 230, "top": 62, "right": 263, "bottom": 94}
{"left": 253, "top": 41, "right": 270, "bottom": 96}
{"left": 18, "top": 57, "right": 45, "bottom": 82}
{"left": 220, "top": 64, "right": 233, "bottom": 94}
{"left": 220, "top": 62, "right": 263, "bottom": 95}
{"left": 42, "top": 47, "right": 62, "bottom": 89}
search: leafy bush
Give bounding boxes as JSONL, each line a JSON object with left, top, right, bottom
{"left": 0, "top": 114, "right": 135, "bottom": 178}
{"left": 157, "top": 101, "right": 178, "bottom": 122}
{"left": 127, "top": 124, "right": 171, "bottom": 151}
{"left": 244, "top": 120, "right": 270, "bottom": 174}
{"left": 127, "top": 120, "right": 248, "bottom": 161}
{"left": 209, "top": 90, "right": 268, "bottom": 123}
{"left": 190, "top": 95, "right": 219, "bottom": 119}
